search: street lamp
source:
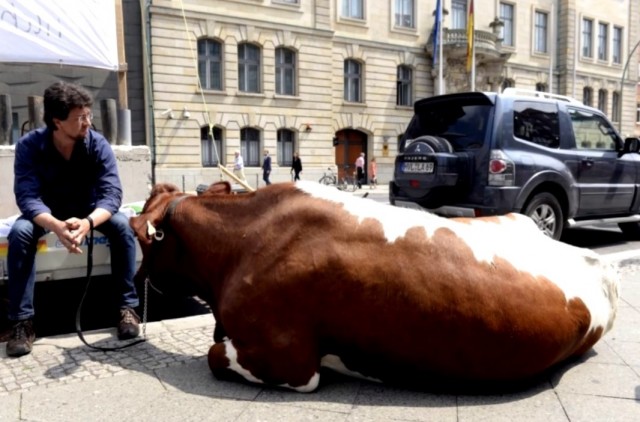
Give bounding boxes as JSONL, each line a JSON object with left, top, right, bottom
{"left": 618, "top": 38, "right": 640, "bottom": 133}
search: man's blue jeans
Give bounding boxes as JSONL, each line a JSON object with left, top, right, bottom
{"left": 6, "top": 212, "right": 139, "bottom": 321}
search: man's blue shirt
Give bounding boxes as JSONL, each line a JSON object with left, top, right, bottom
{"left": 14, "top": 127, "right": 123, "bottom": 221}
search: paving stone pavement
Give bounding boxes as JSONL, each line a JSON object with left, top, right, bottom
{"left": 0, "top": 315, "right": 215, "bottom": 396}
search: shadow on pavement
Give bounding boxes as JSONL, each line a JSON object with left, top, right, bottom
{"left": 0, "top": 275, "right": 210, "bottom": 342}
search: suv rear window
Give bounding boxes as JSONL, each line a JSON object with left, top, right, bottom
{"left": 513, "top": 101, "right": 560, "bottom": 148}
{"left": 401, "top": 101, "right": 492, "bottom": 152}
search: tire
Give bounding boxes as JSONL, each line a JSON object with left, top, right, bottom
{"left": 522, "top": 192, "right": 564, "bottom": 240}
{"left": 413, "top": 135, "right": 454, "bottom": 153}
{"left": 619, "top": 222, "right": 640, "bottom": 240}
{"left": 319, "top": 176, "right": 334, "bottom": 185}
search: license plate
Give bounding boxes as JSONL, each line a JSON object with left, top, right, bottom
{"left": 402, "top": 162, "right": 434, "bottom": 173}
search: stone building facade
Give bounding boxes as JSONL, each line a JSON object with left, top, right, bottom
{"left": 147, "top": 0, "right": 640, "bottom": 189}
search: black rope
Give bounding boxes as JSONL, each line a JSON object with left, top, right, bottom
{"left": 75, "top": 217, "right": 145, "bottom": 351}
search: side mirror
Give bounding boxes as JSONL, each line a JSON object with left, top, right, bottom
{"left": 622, "top": 137, "right": 640, "bottom": 155}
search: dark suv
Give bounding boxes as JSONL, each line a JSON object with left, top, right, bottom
{"left": 389, "top": 89, "right": 640, "bottom": 240}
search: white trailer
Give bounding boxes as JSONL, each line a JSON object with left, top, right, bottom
{"left": 0, "top": 203, "right": 144, "bottom": 284}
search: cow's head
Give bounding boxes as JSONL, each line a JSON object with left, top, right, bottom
{"left": 130, "top": 181, "right": 233, "bottom": 296}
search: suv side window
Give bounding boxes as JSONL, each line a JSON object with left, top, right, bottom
{"left": 569, "top": 108, "right": 619, "bottom": 150}
{"left": 513, "top": 101, "right": 560, "bottom": 148}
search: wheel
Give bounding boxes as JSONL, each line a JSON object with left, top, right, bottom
{"left": 522, "top": 192, "right": 564, "bottom": 240}
{"left": 319, "top": 176, "right": 334, "bottom": 185}
{"left": 336, "top": 179, "right": 347, "bottom": 190}
{"left": 619, "top": 222, "right": 640, "bottom": 240}
{"left": 348, "top": 180, "right": 358, "bottom": 192}
{"left": 409, "top": 135, "right": 454, "bottom": 153}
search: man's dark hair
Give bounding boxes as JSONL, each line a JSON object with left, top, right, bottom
{"left": 43, "top": 81, "right": 94, "bottom": 130}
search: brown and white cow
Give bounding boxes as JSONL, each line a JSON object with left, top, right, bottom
{"left": 130, "top": 181, "right": 619, "bottom": 392}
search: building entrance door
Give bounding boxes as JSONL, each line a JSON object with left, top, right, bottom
{"left": 334, "top": 129, "right": 367, "bottom": 181}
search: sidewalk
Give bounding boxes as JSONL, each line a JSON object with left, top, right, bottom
{"left": 0, "top": 259, "right": 638, "bottom": 421}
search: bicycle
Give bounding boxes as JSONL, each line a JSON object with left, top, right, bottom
{"left": 337, "top": 166, "right": 358, "bottom": 192}
{"left": 318, "top": 167, "right": 337, "bottom": 186}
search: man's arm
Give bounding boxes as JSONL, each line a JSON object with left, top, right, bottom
{"left": 14, "top": 132, "right": 52, "bottom": 220}
{"left": 91, "top": 132, "right": 123, "bottom": 215}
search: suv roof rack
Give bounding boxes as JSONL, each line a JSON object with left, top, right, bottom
{"left": 501, "top": 88, "right": 583, "bottom": 105}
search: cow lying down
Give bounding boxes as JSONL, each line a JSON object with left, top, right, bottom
{"left": 130, "top": 181, "right": 619, "bottom": 392}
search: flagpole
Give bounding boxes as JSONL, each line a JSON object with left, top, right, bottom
{"left": 467, "top": 0, "right": 475, "bottom": 91}
{"left": 548, "top": 3, "right": 554, "bottom": 93}
{"left": 438, "top": 2, "right": 444, "bottom": 94}
{"left": 471, "top": 34, "right": 476, "bottom": 91}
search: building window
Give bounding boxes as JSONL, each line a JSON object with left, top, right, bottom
{"left": 238, "top": 43, "right": 261, "bottom": 93}
{"left": 535, "top": 82, "right": 547, "bottom": 92}
{"left": 501, "top": 78, "right": 514, "bottom": 92}
{"left": 598, "top": 23, "right": 608, "bottom": 61}
{"left": 582, "top": 18, "right": 593, "bottom": 58}
{"left": 612, "top": 91, "right": 621, "bottom": 122}
{"left": 598, "top": 89, "right": 607, "bottom": 113}
{"left": 613, "top": 26, "right": 623, "bottom": 64}
{"left": 201, "top": 126, "right": 222, "bottom": 167}
{"left": 394, "top": 0, "right": 414, "bottom": 29}
{"left": 198, "top": 39, "right": 222, "bottom": 91}
{"left": 499, "top": 2, "right": 514, "bottom": 47}
{"left": 344, "top": 59, "right": 362, "bottom": 102}
{"left": 275, "top": 47, "right": 296, "bottom": 96}
{"left": 451, "top": 0, "right": 467, "bottom": 30}
{"left": 241, "top": 128, "right": 261, "bottom": 166}
{"left": 636, "top": 103, "right": 640, "bottom": 123}
{"left": 583, "top": 87, "right": 593, "bottom": 106}
{"left": 396, "top": 65, "right": 412, "bottom": 106}
{"left": 277, "top": 129, "right": 294, "bottom": 166}
{"left": 342, "top": 0, "right": 364, "bottom": 20}
{"left": 534, "top": 11, "right": 548, "bottom": 54}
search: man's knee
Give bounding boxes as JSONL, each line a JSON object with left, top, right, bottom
{"left": 8, "top": 218, "right": 39, "bottom": 244}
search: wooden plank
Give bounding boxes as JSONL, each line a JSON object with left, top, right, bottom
{"left": 115, "top": 0, "right": 128, "bottom": 109}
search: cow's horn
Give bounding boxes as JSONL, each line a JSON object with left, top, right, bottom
{"left": 146, "top": 220, "right": 157, "bottom": 237}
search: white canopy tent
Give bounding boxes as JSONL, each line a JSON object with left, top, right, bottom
{"left": 0, "top": 0, "right": 119, "bottom": 70}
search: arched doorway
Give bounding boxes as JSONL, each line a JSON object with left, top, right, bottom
{"left": 334, "top": 129, "right": 367, "bottom": 182}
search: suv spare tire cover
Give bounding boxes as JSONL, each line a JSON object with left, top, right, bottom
{"left": 405, "top": 135, "right": 454, "bottom": 154}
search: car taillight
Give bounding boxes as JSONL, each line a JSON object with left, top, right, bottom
{"left": 488, "top": 150, "right": 515, "bottom": 186}
{"left": 409, "top": 180, "right": 420, "bottom": 188}
{"left": 489, "top": 159, "right": 507, "bottom": 174}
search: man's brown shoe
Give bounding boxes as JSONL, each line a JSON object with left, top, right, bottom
{"left": 117, "top": 307, "right": 140, "bottom": 340}
{"left": 6, "top": 319, "right": 35, "bottom": 357}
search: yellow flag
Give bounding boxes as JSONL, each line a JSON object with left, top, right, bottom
{"left": 466, "top": 0, "right": 475, "bottom": 73}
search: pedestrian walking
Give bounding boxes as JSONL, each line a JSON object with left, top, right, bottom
{"left": 291, "top": 152, "right": 303, "bottom": 181}
{"left": 262, "top": 149, "right": 272, "bottom": 185}
{"left": 369, "top": 157, "right": 377, "bottom": 189}
{"left": 355, "top": 152, "right": 365, "bottom": 189}
{"left": 233, "top": 150, "right": 246, "bottom": 182}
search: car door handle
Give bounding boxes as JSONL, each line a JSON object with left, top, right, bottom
{"left": 581, "top": 159, "right": 594, "bottom": 167}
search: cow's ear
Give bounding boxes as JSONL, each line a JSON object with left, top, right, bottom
{"left": 204, "top": 181, "right": 231, "bottom": 196}
{"left": 149, "top": 183, "right": 181, "bottom": 198}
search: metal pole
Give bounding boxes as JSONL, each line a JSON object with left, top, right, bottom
{"left": 618, "top": 38, "right": 640, "bottom": 133}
